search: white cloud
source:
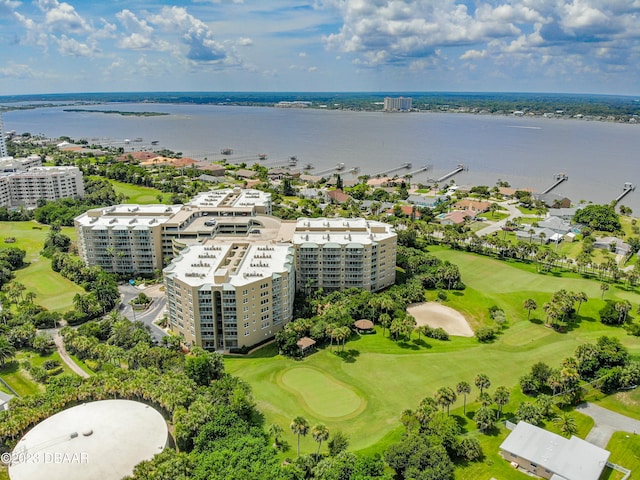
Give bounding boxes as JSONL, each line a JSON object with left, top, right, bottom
{"left": 56, "top": 35, "right": 96, "bottom": 56}
{"left": 37, "top": 0, "right": 90, "bottom": 34}
{"left": 460, "top": 49, "right": 486, "bottom": 60}
{"left": 149, "top": 6, "right": 232, "bottom": 64}
{"left": 116, "top": 9, "right": 156, "bottom": 50}
{"left": 0, "top": 62, "right": 34, "bottom": 78}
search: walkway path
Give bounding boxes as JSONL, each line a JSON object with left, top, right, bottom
{"left": 53, "top": 330, "right": 90, "bottom": 379}
{"left": 576, "top": 402, "right": 640, "bottom": 448}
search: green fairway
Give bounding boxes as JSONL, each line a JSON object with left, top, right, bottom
{"left": 226, "top": 248, "right": 640, "bottom": 456}
{"left": 0, "top": 221, "right": 83, "bottom": 312}
{"left": 102, "top": 178, "right": 168, "bottom": 204}
{"left": 280, "top": 366, "right": 365, "bottom": 419}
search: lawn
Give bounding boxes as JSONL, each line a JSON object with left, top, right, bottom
{"left": 225, "top": 248, "right": 640, "bottom": 458}
{"left": 0, "top": 221, "right": 83, "bottom": 312}
{"left": 606, "top": 431, "right": 640, "bottom": 479}
{"left": 0, "top": 361, "right": 42, "bottom": 397}
{"left": 98, "top": 177, "right": 168, "bottom": 204}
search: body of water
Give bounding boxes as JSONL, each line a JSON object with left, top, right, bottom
{"left": 3, "top": 103, "right": 639, "bottom": 212}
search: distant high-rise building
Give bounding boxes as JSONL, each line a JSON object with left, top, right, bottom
{"left": 0, "top": 112, "right": 8, "bottom": 159}
{"left": 383, "top": 96, "right": 413, "bottom": 112}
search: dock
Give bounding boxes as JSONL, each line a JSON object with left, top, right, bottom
{"left": 372, "top": 162, "right": 412, "bottom": 177}
{"left": 541, "top": 173, "right": 568, "bottom": 194}
{"left": 436, "top": 164, "right": 466, "bottom": 183}
{"left": 613, "top": 182, "right": 635, "bottom": 204}
{"left": 315, "top": 163, "right": 346, "bottom": 176}
{"left": 405, "top": 165, "right": 432, "bottom": 177}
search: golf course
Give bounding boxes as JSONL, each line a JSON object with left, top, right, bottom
{"left": 225, "top": 247, "right": 640, "bottom": 465}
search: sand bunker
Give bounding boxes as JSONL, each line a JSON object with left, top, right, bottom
{"left": 407, "top": 302, "right": 474, "bottom": 337}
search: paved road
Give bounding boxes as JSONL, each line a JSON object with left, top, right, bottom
{"left": 576, "top": 402, "right": 640, "bottom": 447}
{"left": 475, "top": 201, "right": 524, "bottom": 237}
{"left": 118, "top": 283, "right": 168, "bottom": 343}
{"left": 53, "top": 330, "right": 90, "bottom": 378}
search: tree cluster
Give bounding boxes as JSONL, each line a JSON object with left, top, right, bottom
{"left": 573, "top": 204, "right": 621, "bottom": 232}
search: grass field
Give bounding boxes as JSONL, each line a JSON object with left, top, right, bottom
{"left": 606, "top": 431, "right": 640, "bottom": 479}
{"left": 0, "top": 221, "right": 83, "bottom": 312}
{"left": 99, "top": 177, "right": 169, "bottom": 204}
{"left": 225, "top": 247, "right": 640, "bottom": 460}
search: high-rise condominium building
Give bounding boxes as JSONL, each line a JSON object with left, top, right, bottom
{"left": 0, "top": 113, "right": 8, "bottom": 159}
{"left": 383, "top": 96, "right": 413, "bottom": 112}
{"left": 75, "top": 188, "right": 276, "bottom": 275}
{"left": 164, "top": 242, "right": 295, "bottom": 350}
{"left": 0, "top": 166, "right": 85, "bottom": 208}
{"left": 292, "top": 218, "right": 397, "bottom": 292}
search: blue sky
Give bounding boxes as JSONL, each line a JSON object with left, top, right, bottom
{"left": 1, "top": 0, "right": 639, "bottom": 95}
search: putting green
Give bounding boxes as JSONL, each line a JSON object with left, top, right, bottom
{"left": 280, "top": 366, "right": 365, "bottom": 419}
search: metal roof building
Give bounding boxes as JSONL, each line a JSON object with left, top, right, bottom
{"left": 500, "top": 421, "right": 610, "bottom": 480}
{"left": 9, "top": 400, "right": 168, "bottom": 480}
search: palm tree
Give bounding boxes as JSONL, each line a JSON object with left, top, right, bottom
{"left": 311, "top": 423, "right": 329, "bottom": 456}
{"left": 456, "top": 381, "right": 471, "bottom": 415}
{"left": 434, "top": 387, "right": 457, "bottom": 415}
{"left": 474, "top": 373, "right": 491, "bottom": 396}
{"left": 0, "top": 336, "right": 16, "bottom": 366}
{"left": 574, "top": 291, "right": 588, "bottom": 315}
{"left": 268, "top": 423, "right": 283, "bottom": 447}
{"left": 493, "top": 386, "right": 510, "bottom": 419}
{"left": 600, "top": 282, "right": 609, "bottom": 300}
{"left": 326, "top": 323, "right": 337, "bottom": 351}
{"left": 378, "top": 313, "right": 391, "bottom": 337}
{"left": 290, "top": 416, "right": 309, "bottom": 457}
{"left": 554, "top": 413, "right": 578, "bottom": 438}
{"left": 615, "top": 300, "right": 632, "bottom": 324}
{"left": 523, "top": 298, "right": 537, "bottom": 320}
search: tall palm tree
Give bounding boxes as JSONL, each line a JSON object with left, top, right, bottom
{"left": 600, "top": 282, "right": 609, "bottom": 299}
{"left": 434, "top": 387, "right": 457, "bottom": 415}
{"left": 574, "top": 291, "right": 588, "bottom": 314}
{"left": 290, "top": 416, "right": 309, "bottom": 457}
{"left": 378, "top": 313, "right": 391, "bottom": 337}
{"left": 493, "top": 386, "right": 510, "bottom": 419}
{"left": 523, "top": 298, "right": 537, "bottom": 320}
{"left": 474, "top": 373, "right": 491, "bottom": 396}
{"left": 311, "top": 423, "right": 329, "bottom": 456}
{"left": 456, "top": 381, "right": 471, "bottom": 415}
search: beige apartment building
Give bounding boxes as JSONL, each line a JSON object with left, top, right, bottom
{"left": 292, "top": 218, "right": 397, "bottom": 292}
{"left": 75, "top": 189, "right": 398, "bottom": 350}
{"left": 164, "top": 242, "right": 295, "bottom": 350}
{"left": 0, "top": 166, "right": 84, "bottom": 208}
{"left": 75, "top": 188, "right": 275, "bottom": 275}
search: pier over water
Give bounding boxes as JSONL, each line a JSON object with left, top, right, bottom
{"left": 541, "top": 173, "right": 568, "bottom": 194}
{"left": 613, "top": 182, "right": 635, "bottom": 204}
{"left": 436, "top": 164, "right": 466, "bottom": 183}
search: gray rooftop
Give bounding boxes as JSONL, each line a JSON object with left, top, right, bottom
{"left": 9, "top": 400, "right": 168, "bottom": 480}
{"left": 500, "top": 421, "right": 609, "bottom": 480}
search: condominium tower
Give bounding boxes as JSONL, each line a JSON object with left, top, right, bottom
{"left": 164, "top": 242, "right": 295, "bottom": 350}
{"left": 383, "top": 96, "right": 413, "bottom": 112}
{"left": 293, "top": 218, "right": 397, "bottom": 292}
{"left": 0, "top": 166, "right": 84, "bottom": 208}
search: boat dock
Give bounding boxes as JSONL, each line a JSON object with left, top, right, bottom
{"left": 540, "top": 173, "right": 568, "bottom": 194}
{"left": 613, "top": 182, "right": 635, "bottom": 203}
{"left": 315, "top": 163, "right": 346, "bottom": 176}
{"left": 436, "top": 164, "right": 466, "bottom": 183}
{"left": 372, "top": 162, "right": 412, "bottom": 177}
{"left": 405, "top": 165, "right": 432, "bottom": 177}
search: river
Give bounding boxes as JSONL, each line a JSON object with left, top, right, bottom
{"left": 3, "top": 103, "right": 639, "bottom": 211}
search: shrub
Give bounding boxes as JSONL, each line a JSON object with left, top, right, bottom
{"left": 421, "top": 325, "right": 450, "bottom": 341}
{"left": 42, "top": 359, "right": 61, "bottom": 370}
{"left": 475, "top": 326, "right": 497, "bottom": 343}
{"left": 455, "top": 437, "right": 483, "bottom": 462}
{"left": 626, "top": 323, "right": 640, "bottom": 336}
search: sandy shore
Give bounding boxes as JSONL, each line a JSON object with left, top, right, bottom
{"left": 407, "top": 302, "right": 474, "bottom": 337}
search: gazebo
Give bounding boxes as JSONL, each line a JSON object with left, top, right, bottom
{"left": 353, "top": 319, "right": 374, "bottom": 333}
{"left": 296, "top": 336, "right": 316, "bottom": 357}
